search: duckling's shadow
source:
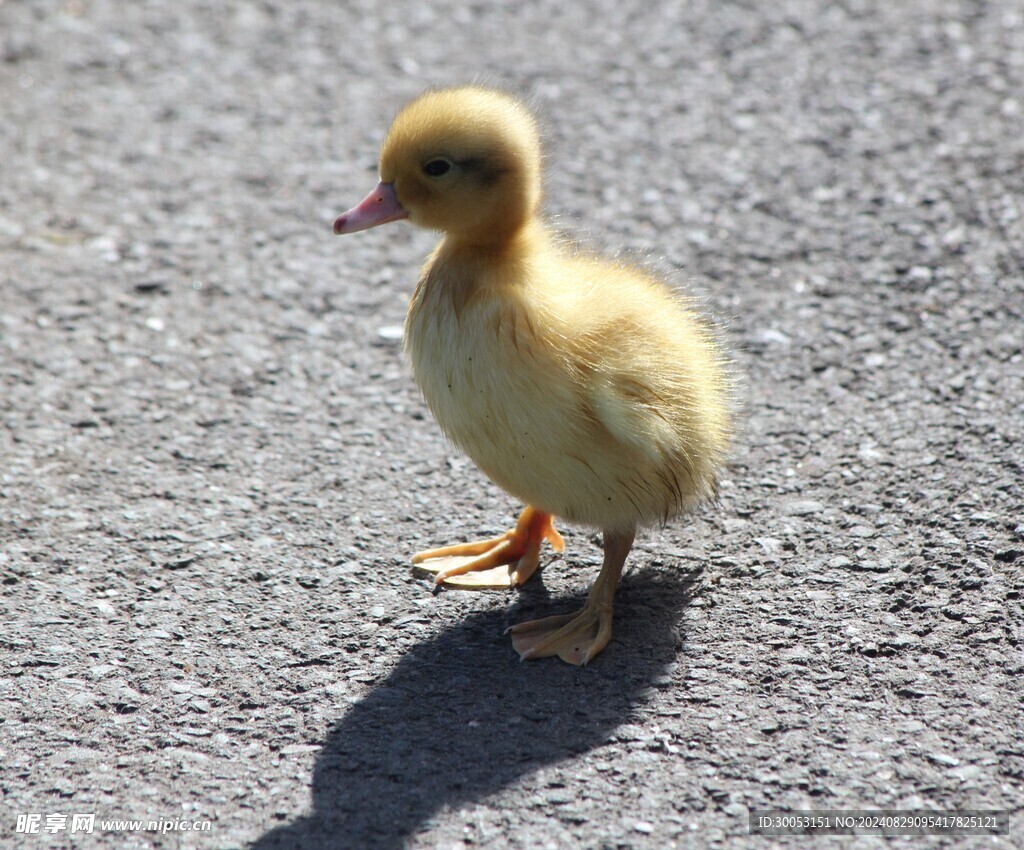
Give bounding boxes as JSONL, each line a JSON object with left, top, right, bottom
{"left": 250, "top": 567, "right": 698, "bottom": 850}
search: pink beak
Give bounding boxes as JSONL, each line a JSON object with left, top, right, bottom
{"left": 333, "top": 181, "right": 409, "bottom": 234}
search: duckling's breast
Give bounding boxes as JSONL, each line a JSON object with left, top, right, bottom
{"left": 404, "top": 264, "right": 578, "bottom": 511}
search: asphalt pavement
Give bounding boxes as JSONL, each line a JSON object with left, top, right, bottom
{"left": 1, "top": 1, "right": 1021, "bottom": 848}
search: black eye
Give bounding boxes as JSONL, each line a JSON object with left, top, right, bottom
{"left": 423, "top": 158, "right": 452, "bottom": 177}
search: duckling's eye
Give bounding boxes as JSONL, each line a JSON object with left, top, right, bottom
{"left": 423, "top": 158, "right": 453, "bottom": 177}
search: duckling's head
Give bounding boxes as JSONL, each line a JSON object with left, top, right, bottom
{"left": 335, "top": 86, "right": 542, "bottom": 246}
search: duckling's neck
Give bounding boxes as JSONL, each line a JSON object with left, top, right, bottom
{"left": 439, "top": 217, "right": 548, "bottom": 268}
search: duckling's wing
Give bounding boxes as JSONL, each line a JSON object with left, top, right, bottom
{"left": 585, "top": 372, "right": 679, "bottom": 466}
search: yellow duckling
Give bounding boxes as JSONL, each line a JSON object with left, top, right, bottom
{"left": 334, "top": 86, "right": 730, "bottom": 665}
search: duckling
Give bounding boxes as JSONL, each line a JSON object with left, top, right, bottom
{"left": 334, "top": 86, "right": 730, "bottom": 665}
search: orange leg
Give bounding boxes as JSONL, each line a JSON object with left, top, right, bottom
{"left": 412, "top": 506, "right": 564, "bottom": 588}
{"left": 509, "top": 526, "right": 634, "bottom": 665}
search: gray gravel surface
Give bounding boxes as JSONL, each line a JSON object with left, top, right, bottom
{"left": 2, "top": 1, "right": 1022, "bottom": 848}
